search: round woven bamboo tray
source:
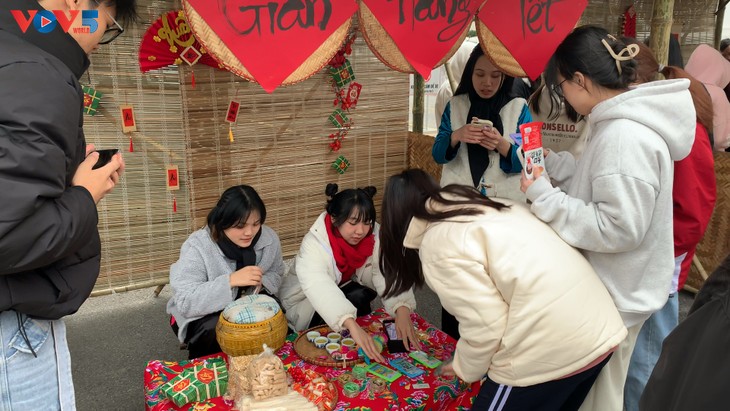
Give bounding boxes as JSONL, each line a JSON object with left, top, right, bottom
{"left": 293, "top": 325, "right": 370, "bottom": 367}
{"left": 357, "top": 1, "right": 468, "bottom": 74}
{"left": 216, "top": 309, "right": 288, "bottom": 356}
{"left": 475, "top": 19, "right": 526, "bottom": 78}
{"left": 182, "top": 0, "right": 351, "bottom": 86}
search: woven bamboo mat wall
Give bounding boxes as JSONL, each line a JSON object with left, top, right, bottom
{"left": 580, "top": 0, "right": 718, "bottom": 62}
{"left": 84, "top": 0, "right": 192, "bottom": 295}
{"left": 180, "top": 34, "right": 409, "bottom": 258}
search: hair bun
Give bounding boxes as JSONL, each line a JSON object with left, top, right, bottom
{"left": 361, "top": 186, "right": 377, "bottom": 198}
{"left": 325, "top": 183, "right": 339, "bottom": 198}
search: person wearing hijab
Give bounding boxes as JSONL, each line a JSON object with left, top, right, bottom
{"left": 167, "top": 185, "right": 286, "bottom": 359}
{"left": 432, "top": 44, "right": 532, "bottom": 202}
{"left": 685, "top": 44, "right": 730, "bottom": 151}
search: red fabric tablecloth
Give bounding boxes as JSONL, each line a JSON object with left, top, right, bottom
{"left": 144, "top": 309, "right": 480, "bottom": 410}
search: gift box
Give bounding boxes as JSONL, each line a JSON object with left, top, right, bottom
{"left": 161, "top": 358, "right": 228, "bottom": 407}
{"left": 329, "top": 59, "right": 355, "bottom": 88}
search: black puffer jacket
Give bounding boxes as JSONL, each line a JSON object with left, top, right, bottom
{"left": 0, "top": 0, "right": 101, "bottom": 319}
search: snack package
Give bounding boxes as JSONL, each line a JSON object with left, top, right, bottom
{"left": 161, "top": 358, "right": 228, "bottom": 407}
{"left": 246, "top": 344, "right": 287, "bottom": 401}
{"left": 227, "top": 354, "right": 256, "bottom": 399}
{"left": 519, "top": 121, "right": 545, "bottom": 180}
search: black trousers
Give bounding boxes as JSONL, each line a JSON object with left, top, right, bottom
{"left": 472, "top": 353, "right": 612, "bottom": 411}
{"left": 171, "top": 311, "right": 222, "bottom": 360}
{"left": 441, "top": 307, "right": 460, "bottom": 340}
{"left": 308, "top": 281, "right": 377, "bottom": 328}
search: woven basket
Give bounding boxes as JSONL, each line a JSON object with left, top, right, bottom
{"left": 475, "top": 20, "right": 526, "bottom": 78}
{"left": 408, "top": 132, "right": 442, "bottom": 181}
{"left": 216, "top": 310, "right": 288, "bottom": 356}
{"left": 686, "top": 151, "right": 730, "bottom": 292}
{"left": 357, "top": 2, "right": 467, "bottom": 74}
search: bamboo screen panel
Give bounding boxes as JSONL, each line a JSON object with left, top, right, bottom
{"left": 82, "top": 2, "right": 408, "bottom": 294}
{"left": 580, "top": 0, "right": 718, "bottom": 60}
{"left": 180, "top": 35, "right": 410, "bottom": 258}
{"left": 83, "top": 0, "right": 196, "bottom": 295}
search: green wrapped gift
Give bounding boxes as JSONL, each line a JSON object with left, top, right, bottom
{"left": 161, "top": 359, "right": 228, "bottom": 407}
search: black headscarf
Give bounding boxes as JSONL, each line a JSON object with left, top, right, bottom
{"left": 455, "top": 45, "right": 516, "bottom": 187}
{"left": 216, "top": 229, "right": 262, "bottom": 297}
{"left": 464, "top": 75, "right": 515, "bottom": 186}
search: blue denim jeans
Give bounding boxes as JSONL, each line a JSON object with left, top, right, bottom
{"left": 623, "top": 293, "right": 678, "bottom": 411}
{"left": 0, "top": 311, "right": 76, "bottom": 411}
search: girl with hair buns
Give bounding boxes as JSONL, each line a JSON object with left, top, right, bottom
{"left": 520, "top": 25, "right": 695, "bottom": 410}
{"left": 167, "top": 185, "right": 286, "bottom": 359}
{"left": 279, "top": 184, "right": 417, "bottom": 362}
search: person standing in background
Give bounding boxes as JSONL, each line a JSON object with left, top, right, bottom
{"left": 0, "top": 0, "right": 137, "bottom": 409}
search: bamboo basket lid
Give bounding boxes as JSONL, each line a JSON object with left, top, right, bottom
{"left": 182, "top": 0, "right": 352, "bottom": 87}
{"left": 475, "top": 19, "right": 527, "bottom": 78}
{"left": 357, "top": 2, "right": 468, "bottom": 74}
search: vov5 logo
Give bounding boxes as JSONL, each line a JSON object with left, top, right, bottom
{"left": 11, "top": 10, "right": 98, "bottom": 34}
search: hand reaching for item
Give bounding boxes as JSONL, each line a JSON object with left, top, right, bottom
{"left": 394, "top": 306, "right": 421, "bottom": 351}
{"left": 345, "top": 319, "right": 385, "bottom": 363}
{"left": 230, "top": 265, "right": 263, "bottom": 287}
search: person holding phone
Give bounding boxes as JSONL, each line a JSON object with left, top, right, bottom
{"left": 379, "top": 169, "right": 627, "bottom": 410}
{"left": 279, "top": 184, "right": 418, "bottom": 363}
{"left": 167, "top": 185, "right": 286, "bottom": 359}
{"left": 432, "top": 44, "right": 532, "bottom": 202}
{"left": 0, "top": 0, "right": 136, "bottom": 409}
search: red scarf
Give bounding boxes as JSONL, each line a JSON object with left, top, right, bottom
{"left": 324, "top": 214, "right": 375, "bottom": 284}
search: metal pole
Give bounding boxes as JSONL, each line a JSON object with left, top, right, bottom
{"left": 412, "top": 74, "right": 425, "bottom": 134}
{"left": 648, "top": 0, "right": 675, "bottom": 67}
{"left": 715, "top": 0, "right": 729, "bottom": 49}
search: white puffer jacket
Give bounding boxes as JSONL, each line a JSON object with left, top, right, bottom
{"left": 279, "top": 212, "right": 417, "bottom": 332}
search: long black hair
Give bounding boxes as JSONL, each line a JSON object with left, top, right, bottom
{"left": 325, "top": 183, "right": 377, "bottom": 227}
{"left": 379, "top": 169, "right": 509, "bottom": 298}
{"left": 544, "top": 25, "right": 637, "bottom": 115}
{"left": 207, "top": 185, "right": 266, "bottom": 241}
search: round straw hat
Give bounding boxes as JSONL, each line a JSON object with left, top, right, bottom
{"left": 183, "top": 0, "right": 352, "bottom": 86}
{"left": 476, "top": 19, "right": 527, "bottom": 78}
{"left": 358, "top": 1, "right": 468, "bottom": 73}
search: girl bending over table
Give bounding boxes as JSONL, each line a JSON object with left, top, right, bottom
{"left": 167, "top": 185, "right": 286, "bottom": 359}
{"left": 379, "top": 169, "right": 627, "bottom": 411}
{"left": 279, "top": 184, "right": 417, "bottom": 362}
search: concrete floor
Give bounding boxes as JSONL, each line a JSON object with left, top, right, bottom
{"left": 65, "top": 285, "right": 695, "bottom": 411}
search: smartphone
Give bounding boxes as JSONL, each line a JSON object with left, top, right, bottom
{"left": 382, "top": 319, "right": 407, "bottom": 353}
{"left": 92, "top": 149, "right": 119, "bottom": 170}
{"left": 471, "top": 118, "right": 493, "bottom": 131}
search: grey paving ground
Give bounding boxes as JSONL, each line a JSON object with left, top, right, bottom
{"left": 65, "top": 285, "right": 694, "bottom": 411}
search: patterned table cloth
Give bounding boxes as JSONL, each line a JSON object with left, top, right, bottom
{"left": 144, "top": 309, "right": 480, "bottom": 411}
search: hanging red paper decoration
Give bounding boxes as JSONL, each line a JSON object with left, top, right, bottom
{"left": 138, "top": 10, "right": 220, "bottom": 73}
{"left": 477, "top": 0, "right": 588, "bottom": 80}
{"left": 622, "top": 5, "right": 637, "bottom": 38}
{"left": 183, "top": 0, "right": 357, "bottom": 93}
{"left": 358, "top": 0, "right": 479, "bottom": 78}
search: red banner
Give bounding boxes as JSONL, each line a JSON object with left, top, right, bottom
{"left": 361, "top": 0, "right": 481, "bottom": 78}
{"left": 184, "top": 0, "right": 358, "bottom": 93}
{"left": 478, "top": 0, "right": 587, "bottom": 80}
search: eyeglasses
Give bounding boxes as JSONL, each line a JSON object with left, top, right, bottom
{"left": 94, "top": 0, "right": 124, "bottom": 45}
{"left": 550, "top": 79, "right": 569, "bottom": 99}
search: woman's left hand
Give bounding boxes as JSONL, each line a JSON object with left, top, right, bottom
{"left": 480, "top": 128, "right": 511, "bottom": 156}
{"left": 394, "top": 307, "right": 421, "bottom": 351}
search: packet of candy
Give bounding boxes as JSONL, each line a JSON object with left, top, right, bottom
{"left": 519, "top": 121, "right": 545, "bottom": 180}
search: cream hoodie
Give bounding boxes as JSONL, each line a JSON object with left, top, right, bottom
{"left": 404, "top": 198, "right": 627, "bottom": 385}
